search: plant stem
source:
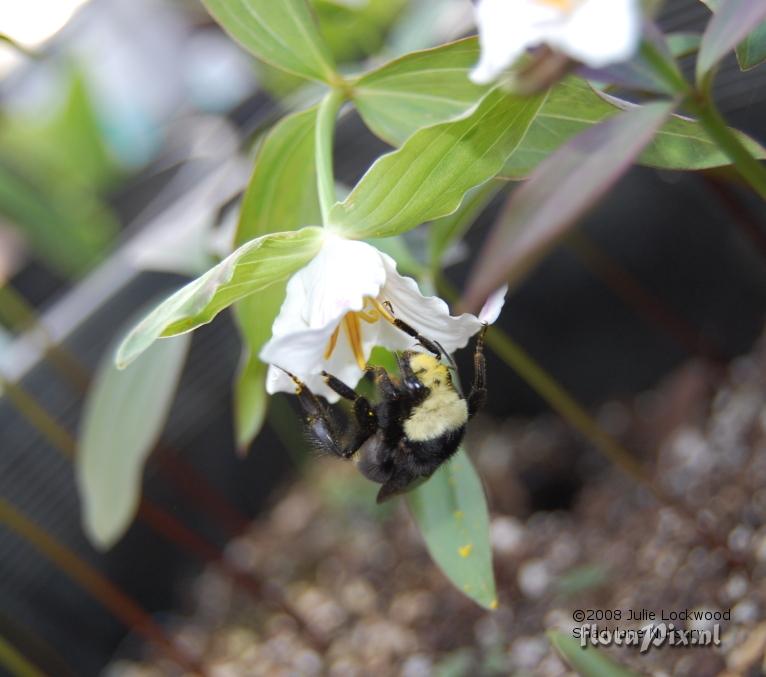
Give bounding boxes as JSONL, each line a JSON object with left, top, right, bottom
{"left": 642, "top": 40, "right": 766, "bottom": 201}
{"left": 316, "top": 89, "right": 345, "bottom": 226}
{"left": 435, "top": 276, "right": 653, "bottom": 490}
{"left": 0, "top": 635, "right": 45, "bottom": 677}
{"left": 0, "top": 498, "right": 202, "bottom": 673}
{"left": 688, "top": 95, "right": 766, "bottom": 200}
{"left": 483, "top": 327, "right": 653, "bottom": 489}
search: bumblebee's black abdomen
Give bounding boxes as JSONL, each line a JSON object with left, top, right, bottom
{"left": 408, "top": 427, "right": 465, "bottom": 467}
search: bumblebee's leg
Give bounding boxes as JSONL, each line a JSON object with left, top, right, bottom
{"left": 365, "top": 365, "right": 398, "bottom": 400}
{"left": 372, "top": 300, "right": 441, "bottom": 357}
{"left": 320, "top": 371, "right": 378, "bottom": 454}
{"left": 467, "top": 324, "right": 488, "bottom": 419}
{"left": 283, "top": 371, "right": 348, "bottom": 458}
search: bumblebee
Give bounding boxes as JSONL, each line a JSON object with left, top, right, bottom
{"left": 283, "top": 311, "right": 487, "bottom": 503}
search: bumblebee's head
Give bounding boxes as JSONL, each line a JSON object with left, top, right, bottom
{"left": 408, "top": 353, "right": 451, "bottom": 389}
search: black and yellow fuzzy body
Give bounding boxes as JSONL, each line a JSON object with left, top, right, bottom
{"left": 288, "top": 322, "right": 487, "bottom": 503}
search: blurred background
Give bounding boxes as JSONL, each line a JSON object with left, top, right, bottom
{"left": 0, "top": 0, "right": 765, "bottom": 675}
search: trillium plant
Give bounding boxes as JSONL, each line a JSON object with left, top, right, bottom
{"left": 77, "top": 0, "right": 766, "bottom": 608}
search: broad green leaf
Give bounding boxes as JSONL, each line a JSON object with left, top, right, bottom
{"left": 353, "top": 37, "right": 489, "bottom": 146}
{"left": 464, "top": 102, "right": 675, "bottom": 312}
{"left": 313, "top": 0, "right": 407, "bottom": 64}
{"left": 233, "top": 282, "right": 286, "bottom": 451}
{"left": 116, "top": 227, "right": 323, "bottom": 368}
{"left": 237, "top": 107, "right": 321, "bottom": 242}
{"left": 233, "top": 107, "right": 322, "bottom": 448}
{"left": 701, "top": 0, "right": 766, "bottom": 70}
{"left": 697, "top": 0, "right": 766, "bottom": 82}
{"left": 428, "top": 180, "right": 503, "bottom": 270}
{"left": 331, "top": 87, "right": 546, "bottom": 240}
{"left": 501, "top": 77, "right": 766, "bottom": 179}
{"left": 77, "top": 332, "right": 191, "bottom": 549}
{"left": 736, "top": 20, "right": 766, "bottom": 69}
{"left": 201, "top": 0, "right": 337, "bottom": 83}
{"left": 407, "top": 447, "right": 496, "bottom": 609}
{"left": 548, "top": 631, "right": 640, "bottom": 677}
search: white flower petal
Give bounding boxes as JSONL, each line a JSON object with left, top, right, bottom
{"left": 273, "top": 233, "right": 387, "bottom": 335}
{"left": 478, "top": 284, "right": 508, "bottom": 325}
{"left": 261, "top": 321, "right": 339, "bottom": 384}
{"left": 471, "top": 0, "right": 641, "bottom": 83}
{"left": 550, "top": 0, "right": 640, "bottom": 68}
{"left": 470, "top": 0, "right": 566, "bottom": 83}
{"left": 379, "top": 254, "right": 482, "bottom": 354}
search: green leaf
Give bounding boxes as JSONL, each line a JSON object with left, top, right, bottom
{"left": 201, "top": 0, "right": 338, "bottom": 83}
{"left": 501, "top": 77, "right": 766, "bottom": 179}
{"left": 233, "top": 282, "right": 286, "bottom": 451}
{"left": 428, "top": 180, "right": 503, "bottom": 270}
{"left": 700, "top": 0, "right": 766, "bottom": 71}
{"left": 464, "top": 101, "right": 675, "bottom": 312}
{"left": 736, "top": 19, "right": 766, "bottom": 69}
{"left": 313, "top": 0, "right": 408, "bottom": 64}
{"left": 548, "top": 631, "right": 640, "bottom": 677}
{"left": 407, "top": 447, "right": 497, "bottom": 610}
{"left": 697, "top": 0, "right": 766, "bottom": 83}
{"left": 116, "top": 227, "right": 323, "bottom": 368}
{"left": 667, "top": 32, "right": 703, "bottom": 58}
{"left": 353, "top": 37, "right": 490, "bottom": 146}
{"left": 233, "top": 107, "right": 322, "bottom": 449}
{"left": 77, "top": 332, "right": 191, "bottom": 549}
{"left": 237, "top": 107, "right": 321, "bottom": 242}
{"left": 331, "top": 87, "right": 546, "bottom": 240}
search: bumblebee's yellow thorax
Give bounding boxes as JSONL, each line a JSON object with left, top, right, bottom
{"left": 403, "top": 354, "right": 468, "bottom": 442}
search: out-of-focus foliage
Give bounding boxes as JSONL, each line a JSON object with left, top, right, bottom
{"left": 549, "top": 631, "right": 640, "bottom": 676}
{"left": 0, "top": 68, "right": 119, "bottom": 276}
{"left": 697, "top": 0, "right": 766, "bottom": 82}
{"left": 464, "top": 102, "right": 675, "bottom": 311}
{"left": 701, "top": 0, "right": 766, "bottom": 71}
{"left": 77, "top": 331, "right": 191, "bottom": 549}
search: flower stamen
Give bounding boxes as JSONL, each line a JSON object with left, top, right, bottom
{"left": 343, "top": 313, "right": 367, "bottom": 371}
{"left": 324, "top": 325, "right": 341, "bottom": 359}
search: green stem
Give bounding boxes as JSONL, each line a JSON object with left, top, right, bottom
{"left": 0, "top": 636, "right": 45, "bottom": 677}
{"left": 482, "top": 328, "right": 652, "bottom": 489}
{"left": 316, "top": 89, "right": 345, "bottom": 226}
{"left": 435, "top": 276, "right": 652, "bottom": 490}
{"left": 688, "top": 95, "right": 766, "bottom": 200}
{"left": 642, "top": 41, "right": 766, "bottom": 201}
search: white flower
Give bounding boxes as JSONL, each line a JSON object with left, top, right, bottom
{"left": 470, "top": 0, "right": 641, "bottom": 84}
{"left": 260, "top": 233, "right": 491, "bottom": 402}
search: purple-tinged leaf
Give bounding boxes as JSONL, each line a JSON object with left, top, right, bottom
{"left": 462, "top": 101, "right": 675, "bottom": 313}
{"left": 697, "top": 0, "right": 766, "bottom": 82}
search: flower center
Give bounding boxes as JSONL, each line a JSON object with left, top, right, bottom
{"left": 535, "top": 0, "right": 576, "bottom": 11}
{"left": 323, "top": 297, "right": 394, "bottom": 370}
